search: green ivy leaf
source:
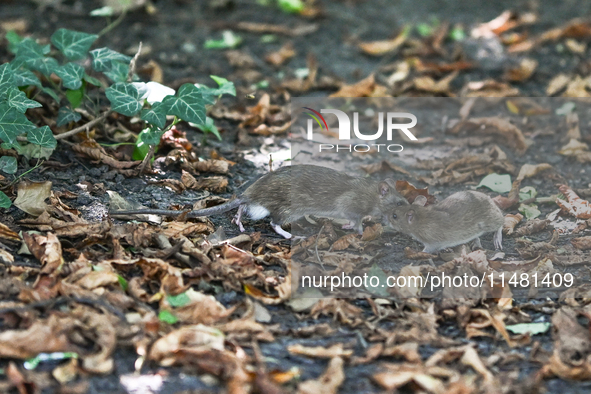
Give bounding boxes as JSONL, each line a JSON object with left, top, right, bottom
{"left": 0, "top": 156, "right": 17, "bottom": 174}
{"left": 0, "top": 63, "right": 15, "bottom": 95}
{"left": 158, "top": 310, "right": 178, "bottom": 324}
{"left": 56, "top": 107, "right": 81, "bottom": 127}
{"left": 13, "top": 37, "right": 50, "bottom": 59}
{"left": 198, "top": 76, "right": 236, "bottom": 105}
{"left": 166, "top": 292, "right": 190, "bottom": 308}
{"left": 42, "top": 87, "right": 61, "bottom": 103}
{"left": 160, "top": 83, "right": 205, "bottom": 124}
{"left": 133, "top": 126, "right": 162, "bottom": 160}
{"left": 50, "top": 29, "right": 98, "bottom": 60}
{"left": 277, "top": 0, "right": 304, "bottom": 13}
{"left": 476, "top": 173, "right": 512, "bottom": 194}
{"left": 209, "top": 75, "right": 236, "bottom": 96}
{"left": 6, "top": 86, "right": 42, "bottom": 113}
{"left": 204, "top": 30, "right": 242, "bottom": 49}
{"left": 26, "top": 56, "right": 60, "bottom": 77}
{"left": 89, "top": 47, "right": 131, "bottom": 72}
{"left": 83, "top": 73, "right": 102, "bottom": 87}
{"left": 193, "top": 116, "right": 221, "bottom": 141}
{"left": 140, "top": 102, "right": 167, "bottom": 128}
{"left": 519, "top": 186, "right": 537, "bottom": 202}
{"left": 28, "top": 125, "right": 57, "bottom": 149}
{"left": 11, "top": 67, "right": 41, "bottom": 87}
{"left": 103, "top": 61, "right": 129, "bottom": 82}
{"left": 140, "top": 125, "right": 165, "bottom": 146}
{"left": 5, "top": 30, "right": 24, "bottom": 54}
{"left": 66, "top": 84, "right": 85, "bottom": 108}
{"left": 54, "top": 63, "right": 84, "bottom": 90}
{"left": 106, "top": 82, "right": 142, "bottom": 116}
{"left": 0, "top": 102, "right": 36, "bottom": 144}
{"left": 518, "top": 203, "right": 541, "bottom": 220}
{"left": 0, "top": 191, "right": 11, "bottom": 209}
{"left": 19, "top": 144, "right": 54, "bottom": 160}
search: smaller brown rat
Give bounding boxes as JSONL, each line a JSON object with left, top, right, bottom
{"left": 111, "top": 164, "right": 408, "bottom": 239}
{"left": 388, "top": 190, "right": 504, "bottom": 253}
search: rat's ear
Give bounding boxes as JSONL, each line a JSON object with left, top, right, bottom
{"left": 378, "top": 181, "right": 390, "bottom": 197}
{"left": 406, "top": 209, "right": 414, "bottom": 224}
{"left": 379, "top": 178, "right": 397, "bottom": 197}
{"left": 412, "top": 195, "right": 427, "bottom": 207}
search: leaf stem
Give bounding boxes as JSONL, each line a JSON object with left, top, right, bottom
{"left": 55, "top": 110, "right": 111, "bottom": 140}
{"left": 98, "top": 9, "right": 128, "bottom": 37}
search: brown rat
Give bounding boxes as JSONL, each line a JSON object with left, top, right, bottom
{"left": 388, "top": 190, "right": 504, "bottom": 253}
{"left": 111, "top": 164, "right": 409, "bottom": 239}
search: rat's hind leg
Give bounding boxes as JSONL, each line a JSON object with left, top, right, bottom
{"left": 493, "top": 227, "right": 503, "bottom": 250}
{"left": 270, "top": 221, "right": 292, "bottom": 239}
{"left": 232, "top": 205, "right": 246, "bottom": 232}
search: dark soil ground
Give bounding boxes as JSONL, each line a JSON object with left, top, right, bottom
{"left": 1, "top": 0, "right": 591, "bottom": 393}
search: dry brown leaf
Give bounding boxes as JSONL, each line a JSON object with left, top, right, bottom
{"left": 75, "top": 270, "right": 119, "bottom": 290}
{"left": 0, "top": 222, "right": 20, "bottom": 242}
{"left": 330, "top": 74, "right": 387, "bottom": 98}
{"left": 563, "top": 75, "right": 591, "bottom": 97}
{"left": 395, "top": 180, "right": 437, "bottom": 205}
{"left": 309, "top": 298, "right": 363, "bottom": 326}
{"left": 547, "top": 74, "right": 571, "bottom": 96}
{"left": 503, "top": 58, "right": 537, "bottom": 82}
{"left": 72, "top": 140, "right": 139, "bottom": 170}
{"left": 297, "top": 357, "right": 344, "bottom": 394}
{"left": 572, "top": 236, "right": 591, "bottom": 250}
{"left": 265, "top": 42, "right": 296, "bottom": 66}
{"left": 503, "top": 213, "right": 523, "bottom": 235}
{"left": 361, "top": 223, "right": 383, "bottom": 241}
{"left": 381, "top": 342, "right": 422, "bottom": 363}
{"left": 556, "top": 184, "right": 591, "bottom": 219}
{"left": 235, "top": 21, "right": 318, "bottom": 37}
{"left": 542, "top": 307, "right": 591, "bottom": 379}
{"left": 413, "top": 71, "right": 458, "bottom": 94}
{"left": 288, "top": 344, "right": 353, "bottom": 359}
{"left": 331, "top": 234, "right": 361, "bottom": 251}
{"left": 0, "top": 314, "right": 76, "bottom": 359}
{"left": 516, "top": 163, "right": 553, "bottom": 181}
{"left": 558, "top": 138, "right": 591, "bottom": 163}
{"left": 161, "top": 220, "right": 213, "bottom": 237}
{"left": 13, "top": 181, "right": 52, "bottom": 216}
{"left": 148, "top": 324, "right": 225, "bottom": 366}
{"left": 138, "top": 59, "right": 163, "bottom": 83}
{"left": 372, "top": 363, "right": 451, "bottom": 393}
{"left": 451, "top": 117, "right": 528, "bottom": 153}
{"left": 22, "top": 232, "right": 63, "bottom": 275}
{"left": 463, "top": 79, "right": 520, "bottom": 97}
{"left": 357, "top": 28, "right": 408, "bottom": 56}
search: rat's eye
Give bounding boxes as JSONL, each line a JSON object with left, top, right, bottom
{"left": 391, "top": 213, "right": 397, "bottom": 220}
{"left": 397, "top": 202, "right": 403, "bottom": 206}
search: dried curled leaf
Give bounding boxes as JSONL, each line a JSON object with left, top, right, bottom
{"left": 514, "top": 218, "right": 549, "bottom": 236}
{"left": 395, "top": 180, "right": 437, "bottom": 205}
{"left": 572, "top": 236, "right": 591, "bottom": 250}
{"left": 516, "top": 163, "right": 553, "bottom": 181}
{"left": 503, "top": 213, "right": 523, "bottom": 235}
{"left": 331, "top": 234, "right": 362, "bottom": 251}
{"left": 556, "top": 185, "right": 591, "bottom": 219}
{"left": 361, "top": 223, "right": 383, "bottom": 241}
{"left": 297, "top": 357, "right": 344, "bottom": 394}
{"left": 451, "top": 117, "right": 528, "bottom": 153}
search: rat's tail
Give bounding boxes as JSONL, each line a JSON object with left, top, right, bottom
{"left": 186, "top": 198, "right": 242, "bottom": 217}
